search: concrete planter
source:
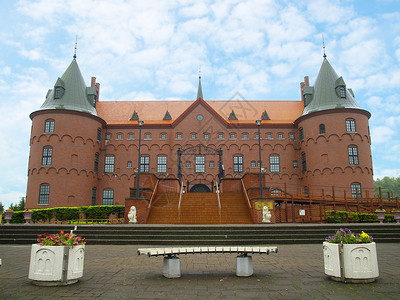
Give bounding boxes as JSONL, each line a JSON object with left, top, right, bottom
{"left": 376, "top": 210, "right": 385, "bottom": 223}
{"left": 28, "top": 244, "right": 85, "bottom": 286}
{"left": 24, "top": 211, "right": 33, "bottom": 224}
{"left": 323, "top": 242, "right": 379, "bottom": 283}
{"left": 4, "top": 211, "right": 13, "bottom": 224}
{"left": 393, "top": 211, "right": 400, "bottom": 224}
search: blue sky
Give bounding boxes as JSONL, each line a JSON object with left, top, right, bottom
{"left": 1, "top": 0, "right": 400, "bottom": 209}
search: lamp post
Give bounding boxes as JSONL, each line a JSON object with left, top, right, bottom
{"left": 136, "top": 120, "right": 144, "bottom": 199}
{"left": 256, "top": 119, "right": 263, "bottom": 197}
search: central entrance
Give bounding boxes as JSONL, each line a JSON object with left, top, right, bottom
{"left": 189, "top": 183, "right": 211, "bottom": 193}
{"left": 177, "top": 145, "right": 224, "bottom": 191}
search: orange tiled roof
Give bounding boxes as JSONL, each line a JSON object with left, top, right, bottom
{"left": 96, "top": 99, "right": 304, "bottom": 125}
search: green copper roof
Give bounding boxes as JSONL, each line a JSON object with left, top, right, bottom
{"left": 39, "top": 59, "right": 98, "bottom": 116}
{"left": 301, "top": 58, "right": 360, "bottom": 116}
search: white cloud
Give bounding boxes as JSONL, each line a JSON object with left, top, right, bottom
{"left": 370, "top": 125, "right": 395, "bottom": 144}
{"left": 307, "top": 0, "right": 354, "bottom": 24}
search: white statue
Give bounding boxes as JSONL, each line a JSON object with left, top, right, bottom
{"left": 262, "top": 206, "right": 271, "bottom": 223}
{"left": 128, "top": 206, "right": 137, "bottom": 224}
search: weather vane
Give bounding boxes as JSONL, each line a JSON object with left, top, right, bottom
{"left": 73, "top": 35, "right": 78, "bottom": 59}
{"left": 322, "top": 34, "right": 327, "bottom": 58}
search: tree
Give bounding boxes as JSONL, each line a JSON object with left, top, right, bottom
{"left": 374, "top": 176, "right": 400, "bottom": 197}
{"left": 0, "top": 201, "right": 4, "bottom": 213}
{"left": 8, "top": 197, "right": 25, "bottom": 211}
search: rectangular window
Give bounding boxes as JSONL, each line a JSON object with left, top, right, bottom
{"left": 233, "top": 156, "right": 243, "bottom": 173}
{"left": 230, "top": 133, "right": 236, "bottom": 140}
{"left": 176, "top": 133, "right": 182, "bottom": 140}
{"left": 346, "top": 119, "right": 356, "bottom": 132}
{"left": 117, "top": 133, "right": 123, "bottom": 140}
{"left": 209, "top": 161, "right": 215, "bottom": 168}
{"left": 144, "top": 133, "right": 151, "bottom": 140}
{"left": 191, "top": 133, "right": 197, "bottom": 140}
{"left": 269, "top": 155, "right": 280, "bottom": 173}
{"left": 293, "top": 160, "right": 298, "bottom": 168}
{"left": 218, "top": 133, "right": 224, "bottom": 140}
{"left": 94, "top": 153, "right": 99, "bottom": 172}
{"left": 105, "top": 133, "right": 111, "bottom": 140}
{"left": 102, "top": 189, "right": 114, "bottom": 205}
{"left": 44, "top": 120, "right": 55, "bottom": 133}
{"left": 39, "top": 184, "right": 50, "bottom": 205}
{"left": 348, "top": 146, "right": 359, "bottom": 165}
{"left": 251, "top": 161, "right": 256, "bottom": 168}
{"left": 266, "top": 133, "right": 272, "bottom": 140}
{"left": 128, "top": 133, "right": 134, "bottom": 140}
{"left": 160, "top": 133, "right": 167, "bottom": 140}
{"left": 186, "top": 161, "right": 191, "bottom": 168}
{"left": 91, "top": 188, "right": 96, "bottom": 206}
{"left": 140, "top": 156, "right": 149, "bottom": 172}
{"left": 242, "top": 133, "right": 248, "bottom": 140}
{"left": 301, "top": 152, "right": 307, "bottom": 172}
{"left": 278, "top": 133, "right": 284, "bottom": 140}
{"left": 42, "top": 147, "right": 53, "bottom": 165}
{"left": 204, "top": 133, "right": 209, "bottom": 140}
{"left": 299, "top": 128, "right": 304, "bottom": 141}
{"left": 104, "top": 155, "right": 115, "bottom": 173}
{"left": 97, "top": 128, "right": 101, "bottom": 141}
{"left": 289, "top": 133, "right": 295, "bottom": 140}
{"left": 351, "top": 183, "right": 362, "bottom": 198}
{"left": 340, "top": 86, "right": 346, "bottom": 98}
{"left": 157, "top": 156, "right": 167, "bottom": 173}
{"left": 127, "top": 161, "right": 132, "bottom": 168}
{"left": 195, "top": 156, "right": 205, "bottom": 173}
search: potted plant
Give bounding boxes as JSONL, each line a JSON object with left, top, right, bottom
{"left": 24, "top": 209, "right": 33, "bottom": 225}
{"left": 375, "top": 209, "right": 385, "bottom": 223}
{"left": 323, "top": 228, "right": 379, "bottom": 283}
{"left": 4, "top": 209, "right": 13, "bottom": 224}
{"left": 28, "top": 230, "right": 86, "bottom": 286}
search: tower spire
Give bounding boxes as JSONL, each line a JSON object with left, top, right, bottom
{"left": 322, "top": 34, "right": 327, "bottom": 59}
{"left": 73, "top": 35, "right": 78, "bottom": 60}
{"left": 197, "top": 67, "right": 203, "bottom": 100}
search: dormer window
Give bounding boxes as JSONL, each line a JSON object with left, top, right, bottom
{"left": 54, "top": 86, "right": 64, "bottom": 99}
{"left": 339, "top": 86, "right": 346, "bottom": 98}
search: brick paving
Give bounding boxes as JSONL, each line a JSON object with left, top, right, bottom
{"left": 0, "top": 243, "right": 399, "bottom": 299}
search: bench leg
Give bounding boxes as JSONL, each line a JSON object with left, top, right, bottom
{"left": 236, "top": 255, "right": 253, "bottom": 277}
{"left": 163, "top": 256, "right": 181, "bottom": 278}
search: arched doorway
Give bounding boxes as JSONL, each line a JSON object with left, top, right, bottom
{"left": 189, "top": 183, "right": 211, "bottom": 193}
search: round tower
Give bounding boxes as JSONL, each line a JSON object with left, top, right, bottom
{"left": 26, "top": 58, "right": 104, "bottom": 209}
{"left": 294, "top": 58, "right": 374, "bottom": 199}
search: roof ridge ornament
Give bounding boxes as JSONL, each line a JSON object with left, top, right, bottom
{"left": 73, "top": 35, "right": 78, "bottom": 60}
{"left": 322, "top": 34, "right": 327, "bottom": 59}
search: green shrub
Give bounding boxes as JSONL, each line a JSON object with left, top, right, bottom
{"left": 349, "top": 212, "right": 378, "bottom": 223}
{"left": 384, "top": 214, "right": 395, "bottom": 223}
{"left": 324, "top": 210, "right": 349, "bottom": 223}
{"left": 10, "top": 211, "right": 24, "bottom": 223}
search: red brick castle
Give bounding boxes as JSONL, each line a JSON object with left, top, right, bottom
{"left": 26, "top": 53, "right": 374, "bottom": 223}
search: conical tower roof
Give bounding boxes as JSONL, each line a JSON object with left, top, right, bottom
{"left": 301, "top": 58, "right": 360, "bottom": 116}
{"left": 38, "top": 59, "right": 98, "bottom": 116}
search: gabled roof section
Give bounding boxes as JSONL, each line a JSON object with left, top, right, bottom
{"left": 37, "top": 59, "right": 98, "bottom": 116}
{"left": 301, "top": 58, "right": 360, "bottom": 116}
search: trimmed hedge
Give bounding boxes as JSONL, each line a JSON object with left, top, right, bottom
{"left": 325, "top": 210, "right": 395, "bottom": 223}
{"left": 8, "top": 206, "right": 125, "bottom": 224}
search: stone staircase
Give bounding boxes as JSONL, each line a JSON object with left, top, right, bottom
{"left": 147, "top": 192, "right": 253, "bottom": 224}
{"left": 1, "top": 224, "right": 399, "bottom": 245}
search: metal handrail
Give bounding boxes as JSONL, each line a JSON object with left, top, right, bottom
{"left": 178, "top": 181, "right": 185, "bottom": 223}
{"left": 241, "top": 179, "right": 252, "bottom": 209}
{"left": 148, "top": 179, "right": 160, "bottom": 208}
{"left": 215, "top": 183, "right": 222, "bottom": 224}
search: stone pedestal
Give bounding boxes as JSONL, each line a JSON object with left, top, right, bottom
{"left": 163, "top": 257, "right": 181, "bottom": 278}
{"left": 236, "top": 255, "right": 253, "bottom": 277}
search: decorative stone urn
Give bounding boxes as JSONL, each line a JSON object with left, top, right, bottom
{"left": 392, "top": 211, "right": 400, "bottom": 224}
{"left": 4, "top": 210, "right": 13, "bottom": 224}
{"left": 323, "top": 241, "right": 379, "bottom": 283}
{"left": 376, "top": 210, "right": 385, "bottom": 223}
{"left": 28, "top": 244, "right": 85, "bottom": 286}
{"left": 24, "top": 210, "right": 34, "bottom": 225}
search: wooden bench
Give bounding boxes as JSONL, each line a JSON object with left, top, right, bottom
{"left": 137, "top": 246, "right": 278, "bottom": 278}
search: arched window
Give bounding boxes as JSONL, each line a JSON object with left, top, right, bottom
{"left": 44, "top": 119, "right": 55, "bottom": 133}
{"left": 41, "top": 146, "right": 53, "bottom": 166}
{"left": 348, "top": 145, "right": 359, "bottom": 165}
{"left": 319, "top": 124, "right": 326, "bottom": 134}
{"left": 269, "top": 155, "right": 280, "bottom": 173}
{"left": 39, "top": 184, "right": 50, "bottom": 205}
{"left": 350, "top": 183, "right": 361, "bottom": 198}
{"left": 346, "top": 119, "right": 356, "bottom": 132}
{"left": 91, "top": 188, "right": 97, "bottom": 206}
{"left": 102, "top": 189, "right": 114, "bottom": 205}
{"left": 94, "top": 153, "right": 99, "bottom": 172}
{"left": 299, "top": 128, "right": 304, "bottom": 141}
{"left": 301, "top": 152, "right": 307, "bottom": 171}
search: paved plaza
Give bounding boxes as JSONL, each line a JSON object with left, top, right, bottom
{"left": 0, "top": 243, "right": 399, "bottom": 299}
